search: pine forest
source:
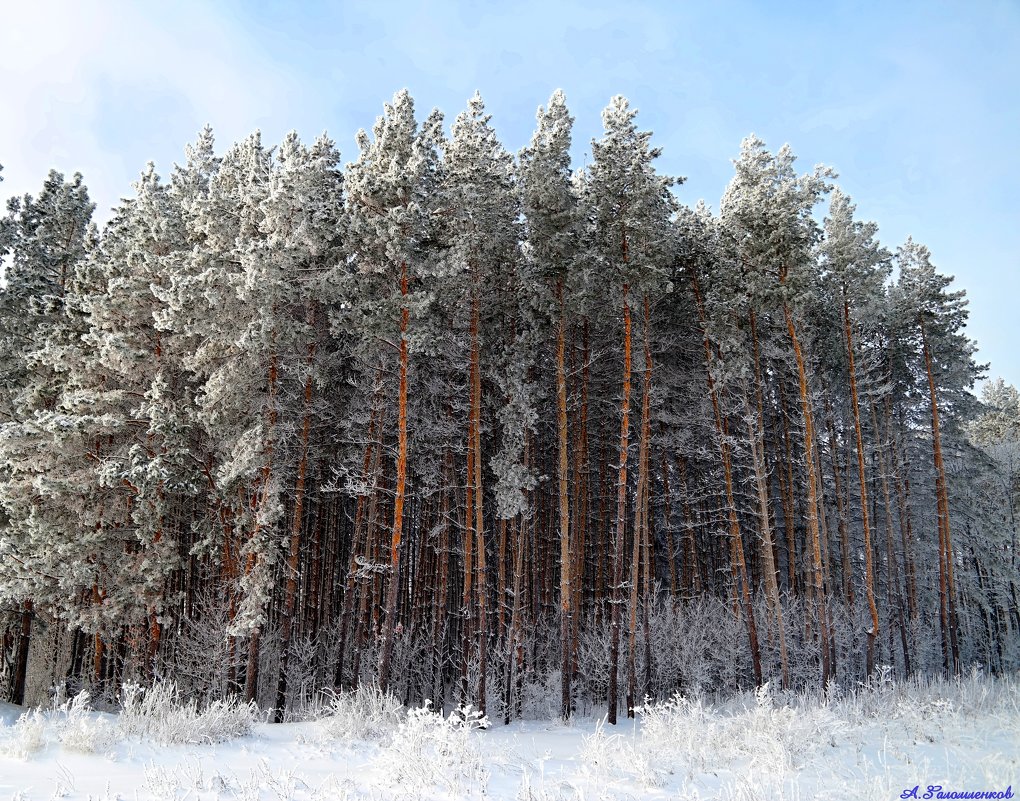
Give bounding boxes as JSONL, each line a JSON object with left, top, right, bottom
{"left": 1, "top": 90, "right": 1018, "bottom": 724}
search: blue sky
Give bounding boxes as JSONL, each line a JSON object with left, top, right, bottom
{"left": 2, "top": 0, "right": 1017, "bottom": 386}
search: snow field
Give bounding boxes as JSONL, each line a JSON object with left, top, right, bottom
{"left": 0, "top": 671, "right": 1016, "bottom": 801}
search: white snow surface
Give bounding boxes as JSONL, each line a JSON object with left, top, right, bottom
{"left": 0, "top": 674, "right": 1017, "bottom": 801}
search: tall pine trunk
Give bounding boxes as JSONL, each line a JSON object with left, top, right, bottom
{"left": 9, "top": 600, "right": 32, "bottom": 705}
{"left": 556, "top": 281, "right": 572, "bottom": 719}
{"left": 469, "top": 286, "right": 488, "bottom": 713}
{"left": 842, "top": 296, "right": 879, "bottom": 676}
{"left": 691, "top": 276, "right": 763, "bottom": 686}
{"left": 608, "top": 282, "right": 632, "bottom": 725}
{"left": 782, "top": 299, "right": 832, "bottom": 686}
{"left": 628, "top": 295, "right": 653, "bottom": 716}
{"left": 748, "top": 308, "right": 789, "bottom": 688}
{"left": 920, "top": 321, "right": 960, "bottom": 673}
{"left": 380, "top": 264, "right": 411, "bottom": 692}
{"left": 274, "top": 307, "right": 317, "bottom": 720}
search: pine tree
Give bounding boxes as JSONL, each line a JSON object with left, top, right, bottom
{"left": 722, "top": 136, "right": 836, "bottom": 685}
{"left": 343, "top": 90, "right": 442, "bottom": 695}
{"left": 73, "top": 164, "right": 194, "bottom": 680}
{"left": 584, "top": 95, "right": 674, "bottom": 722}
{"left": 519, "top": 89, "right": 580, "bottom": 719}
{"left": 895, "top": 239, "right": 983, "bottom": 674}
{"left": 164, "top": 131, "right": 279, "bottom": 701}
{"left": 261, "top": 132, "right": 344, "bottom": 718}
{"left": 0, "top": 171, "right": 102, "bottom": 688}
{"left": 819, "top": 188, "right": 890, "bottom": 676}
{"left": 441, "top": 92, "right": 520, "bottom": 714}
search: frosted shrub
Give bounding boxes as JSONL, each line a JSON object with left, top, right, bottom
{"left": 377, "top": 702, "right": 490, "bottom": 796}
{"left": 574, "top": 617, "right": 612, "bottom": 706}
{"left": 119, "top": 680, "right": 257, "bottom": 745}
{"left": 56, "top": 691, "right": 119, "bottom": 754}
{"left": 890, "top": 692, "right": 955, "bottom": 743}
{"left": 733, "top": 683, "right": 845, "bottom": 773}
{"left": 630, "top": 693, "right": 717, "bottom": 778}
{"left": 579, "top": 717, "right": 628, "bottom": 783}
{"left": 629, "top": 682, "right": 848, "bottom": 785}
{"left": 643, "top": 597, "right": 748, "bottom": 696}
{"left": 318, "top": 683, "right": 404, "bottom": 743}
{"left": 0, "top": 708, "right": 46, "bottom": 759}
{"left": 119, "top": 680, "right": 172, "bottom": 735}
{"left": 632, "top": 693, "right": 713, "bottom": 774}
{"left": 521, "top": 668, "right": 563, "bottom": 721}
{"left": 279, "top": 634, "right": 321, "bottom": 715}
{"left": 155, "top": 591, "right": 240, "bottom": 702}
{"left": 579, "top": 713, "right": 672, "bottom": 788}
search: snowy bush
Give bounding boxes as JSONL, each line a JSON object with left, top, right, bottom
{"left": 6, "top": 681, "right": 257, "bottom": 757}
{"left": 279, "top": 633, "right": 322, "bottom": 715}
{"left": 376, "top": 702, "right": 491, "bottom": 796}
{"left": 0, "top": 708, "right": 46, "bottom": 759}
{"left": 155, "top": 590, "right": 241, "bottom": 702}
{"left": 55, "top": 691, "right": 119, "bottom": 754}
{"left": 521, "top": 667, "right": 563, "bottom": 721}
{"left": 0, "top": 692, "right": 102, "bottom": 758}
{"left": 639, "top": 596, "right": 750, "bottom": 696}
{"left": 574, "top": 614, "right": 613, "bottom": 709}
{"left": 617, "top": 681, "right": 849, "bottom": 788}
{"left": 119, "top": 680, "right": 257, "bottom": 744}
{"left": 317, "top": 682, "right": 405, "bottom": 743}
{"left": 579, "top": 716, "right": 632, "bottom": 784}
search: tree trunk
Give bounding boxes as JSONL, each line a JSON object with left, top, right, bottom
{"left": 842, "top": 297, "right": 879, "bottom": 677}
{"left": 782, "top": 300, "right": 832, "bottom": 686}
{"left": 571, "top": 319, "right": 590, "bottom": 646}
{"left": 608, "top": 282, "right": 632, "bottom": 725}
{"left": 275, "top": 308, "right": 317, "bottom": 721}
{"left": 691, "top": 276, "right": 763, "bottom": 687}
{"left": 556, "top": 281, "right": 572, "bottom": 720}
{"left": 470, "top": 287, "right": 488, "bottom": 714}
{"left": 748, "top": 308, "right": 789, "bottom": 688}
{"left": 9, "top": 600, "right": 32, "bottom": 705}
{"left": 380, "top": 264, "right": 411, "bottom": 693}
{"left": 462, "top": 377, "right": 475, "bottom": 704}
{"left": 628, "top": 294, "right": 653, "bottom": 716}
{"left": 640, "top": 297, "right": 654, "bottom": 702}
{"left": 920, "top": 321, "right": 960, "bottom": 673}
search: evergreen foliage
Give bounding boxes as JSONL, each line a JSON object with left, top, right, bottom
{"left": 0, "top": 92, "right": 1014, "bottom": 720}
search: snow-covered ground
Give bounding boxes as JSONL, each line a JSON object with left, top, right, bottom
{"left": 0, "top": 673, "right": 1016, "bottom": 801}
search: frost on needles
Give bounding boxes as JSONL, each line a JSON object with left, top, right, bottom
{"left": 0, "top": 93, "right": 1016, "bottom": 722}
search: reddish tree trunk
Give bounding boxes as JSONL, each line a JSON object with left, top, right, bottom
{"left": 608, "top": 282, "right": 631, "bottom": 725}
{"left": 782, "top": 300, "right": 832, "bottom": 686}
{"left": 380, "top": 264, "right": 411, "bottom": 692}
{"left": 556, "top": 281, "right": 572, "bottom": 719}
